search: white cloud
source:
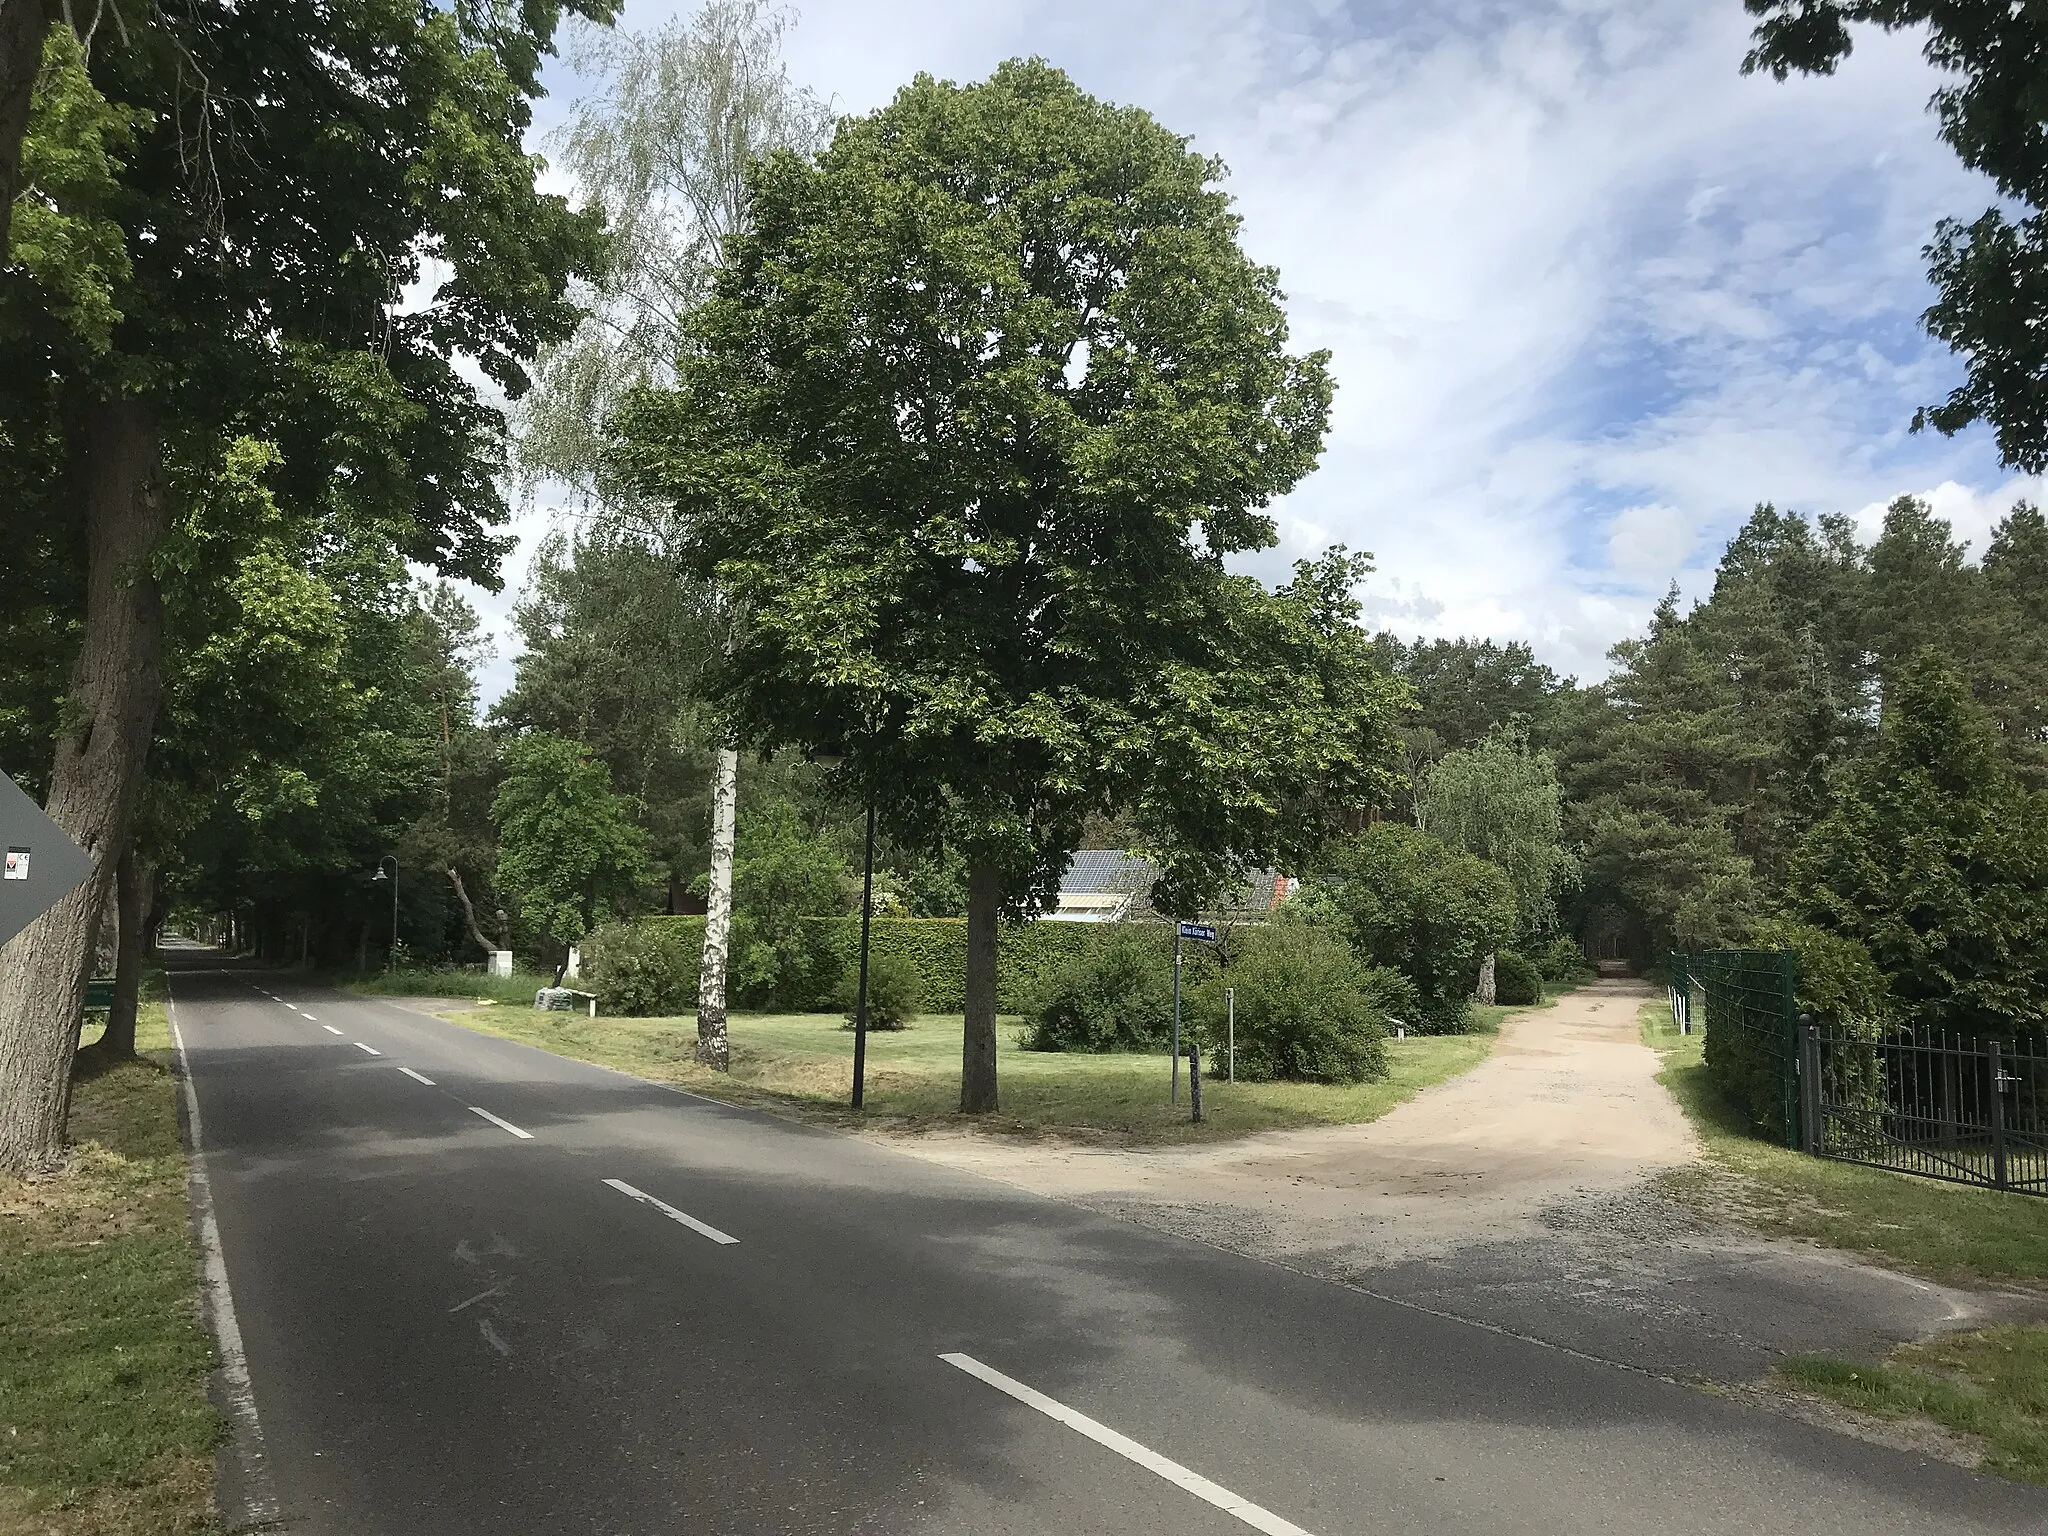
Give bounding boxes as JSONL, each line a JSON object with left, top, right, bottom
{"left": 508, "top": 0, "right": 2022, "bottom": 687}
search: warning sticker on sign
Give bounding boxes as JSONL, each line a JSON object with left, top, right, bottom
{"left": 4, "top": 848, "right": 26, "bottom": 881}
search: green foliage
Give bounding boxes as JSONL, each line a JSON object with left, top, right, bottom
{"left": 1018, "top": 930, "right": 1179, "bottom": 1053}
{"left": 728, "top": 801, "right": 849, "bottom": 1006}
{"left": 491, "top": 734, "right": 653, "bottom": 951}
{"left": 1190, "top": 924, "right": 1389, "bottom": 1083}
{"left": 610, "top": 56, "right": 1399, "bottom": 918}
{"left": 1418, "top": 727, "right": 1577, "bottom": 937}
{"left": 1790, "top": 655, "right": 2048, "bottom": 1038}
{"left": 8, "top": 28, "right": 144, "bottom": 351}
{"left": 1746, "top": 2, "right": 2048, "bottom": 473}
{"left": 1531, "top": 934, "right": 1594, "bottom": 985}
{"left": 586, "top": 917, "right": 706, "bottom": 1016}
{"left": 1493, "top": 951, "right": 1542, "bottom": 1007}
{"left": 1317, "top": 823, "right": 1517, "bottom": 1032}
{"left": 839, "top": 948, "right": 925, "bottom": 1031}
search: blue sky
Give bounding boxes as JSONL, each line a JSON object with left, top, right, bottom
{"left": 472, "top": 0, "right": 2037, "bottom": 699}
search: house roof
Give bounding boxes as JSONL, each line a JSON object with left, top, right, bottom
{"left": 1058, "top": 850, "right": 1158, "bottom": 896}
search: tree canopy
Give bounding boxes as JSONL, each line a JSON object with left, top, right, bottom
{"left": 613, "top": 59, "right": 1404, "bottom": 1109}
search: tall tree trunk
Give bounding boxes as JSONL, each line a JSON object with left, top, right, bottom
{"left": 0, "top": 397, "right": 167, "bottom": 1173}
{"left": 695, "top": 746, "right": 738, "bottom": 1070}
{"left": 960, "top": 858, "right": 1000, "bottom": 1113}
{"left": 444, "top": 865, "right": 494, "bottom": 955}
{"left": 0, "top": 0, "right": 57, "bottom": 263}
{"left": 85, "top": 847, "right": 150, "bottom": 1063}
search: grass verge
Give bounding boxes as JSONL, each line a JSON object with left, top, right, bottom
{"left": 1641, "top": 1000, "right": 2048, "bottom": 1286}
{"left": 438, "top": 1006, "right": 1506, "bottom": 1145}
{"left": 339, "top": 965, "right": 556, "bottom": 1008}
{"left": 0, "top": 984, "right": 221, "bottom": 1535}
{"left": 1780, "top": 1328, "right": 2048, "bottom": 1483}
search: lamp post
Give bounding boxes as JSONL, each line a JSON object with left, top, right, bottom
{"left": 369, "top": 856, "right": 398, "bottom": 973}
{"left": 851, "top": 792, "right": 877, "bottom": 1109}
{"left": 815, "top": 748, "right": 877, "bottom": 1109}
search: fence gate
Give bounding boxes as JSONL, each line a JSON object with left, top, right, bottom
{"left": 1804, "top": 1023, "right": 2048, "bottom": 1196}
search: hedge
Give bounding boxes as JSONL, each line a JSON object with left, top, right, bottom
{"left": 590, "top": 915, "right": 1185, "bottom": 1015}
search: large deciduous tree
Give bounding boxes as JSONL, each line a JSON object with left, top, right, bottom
{"left": 0, "top": 0, "right": 605, "bottom": 1172}
{"left": 613, "top": 60, "right": 1403, "bottom": 1112}
{"left": 1417, "top": 728, "right": 1577, "bottom": 940}
{"left": 1744, "top": 2, "right": 2048, "bottom": 468}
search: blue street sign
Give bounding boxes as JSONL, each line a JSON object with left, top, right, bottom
{"left": 1177, "top": 922, "right": 1217, "bottom": 942}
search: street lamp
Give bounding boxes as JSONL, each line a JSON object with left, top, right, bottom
{"left": 814, "top": 748, "right": 877, "bottom": 1109}
{"left": 369, "top": 855, "right": 398, "bottom": 973}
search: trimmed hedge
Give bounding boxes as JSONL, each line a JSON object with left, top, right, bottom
{"left": 593, "top": 915, "right": 1181, "bottom": 1016}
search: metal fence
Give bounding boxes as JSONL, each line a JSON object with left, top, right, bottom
{"left": 1674, "top": 947, "right": 2048, "bottom": 1197}
{"left": 1671, "top": 949, "right": 1799, "bottom": 1147}
{"left": 1802, "top": 1022, "right": 2048, "bottom": 1196}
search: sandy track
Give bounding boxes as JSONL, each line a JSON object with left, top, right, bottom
{"left": 884, "top": 979, "right": 1692, "bottom": 1268}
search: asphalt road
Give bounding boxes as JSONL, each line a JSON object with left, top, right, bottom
{"left": 164, "top": 961, "right": 2045, "bottom": 1535}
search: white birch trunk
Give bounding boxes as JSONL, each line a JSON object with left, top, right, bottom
{"left": 695, "top": 746, "right": 738, "bottom": 1070}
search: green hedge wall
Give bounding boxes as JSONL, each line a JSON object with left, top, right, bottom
{"left": 607, "top": 915, "right": 1183, "bottom": 1015}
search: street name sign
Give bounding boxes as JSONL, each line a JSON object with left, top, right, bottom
{"left": 1176, "top": 922, "right": 1217, "bottom": 943}
{"left": 0, "top": 776, "right": 93, "bottom": 947}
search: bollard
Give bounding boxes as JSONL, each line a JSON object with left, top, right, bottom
{"left": 1187, "top": 1041, "right": 1202, "bottom": 1123}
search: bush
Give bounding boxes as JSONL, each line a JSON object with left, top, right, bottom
{"left": 1493, "top": 951, "right": 1542, "bottom": 1006}
{"left": 1019, "top": 930, "right": 1178, "bottom": 1052}
{"left": 584, "top": 918, "right": 704, "bottom": 1017}
{"left": 1317, "top": 824, "right": 1518, "bottom": 1033}
{"left": 1531, "top": 934, "right": 1593, "bottom": 985}
{"left": 1191, "top": 925, "right": 1388, "bottom": 1083}
{"left": 838, "top": 948, "right": 926, "bottom": 1030}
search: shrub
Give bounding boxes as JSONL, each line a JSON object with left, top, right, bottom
{"left": 1019, "top": 930, "right": 1177, "bottom": 1051}
{"left": 838, "top": 948, "right": 926, "bottom": 1030}
{"left": 584, "top": 918, "right": 703, "bottom": 1017}
{"left": 1317, "top": 823, "right": 1518, "bottom": 1033}
{"left": 1493, "top": 951, "right": 1542, "bottom": 1006}
{"left": 1191, "top": 925, "right": 1388, "bottom": 1083}
{"left": 1531, "top": 934, "right": 1594, "bottom": 985}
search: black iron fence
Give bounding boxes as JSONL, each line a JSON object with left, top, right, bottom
{"left": 1801, "top": 1022, "right": 2048, "bottom": 1195}
{"left": 1672, "top": 948, "right": 2047, "bottom": 1197}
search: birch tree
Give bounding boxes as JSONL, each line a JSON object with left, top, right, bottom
{"left": 519, "top": 1, "right": 829, "bottom": 1070}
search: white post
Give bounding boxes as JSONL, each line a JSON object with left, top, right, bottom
{"left": 1226, "top": 986, "right": 1235, "bottom": 1083}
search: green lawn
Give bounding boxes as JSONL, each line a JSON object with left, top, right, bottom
{"left": 1, "top": 988, "right": 222, "bottom": 1535}
{"left": 445, "top": 1006, "right": 1503, "bottom": 1145}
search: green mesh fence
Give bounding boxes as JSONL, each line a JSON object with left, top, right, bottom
{"left": 1672, "top": 948, "right": 1800, "bottom": 1148}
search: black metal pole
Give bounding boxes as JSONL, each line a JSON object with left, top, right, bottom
{"left": 386, "top": 857, "right": 398, "bottom": 973}
{"left": 851, "top": 793, "right": 876, "bottom": 1108}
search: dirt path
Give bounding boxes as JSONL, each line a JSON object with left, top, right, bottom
{"left": 886, "top": 979, "right": 1692, "bottom": 1267}
{"left": 882, "top": 980, "right": 2006, "bottom": 1386}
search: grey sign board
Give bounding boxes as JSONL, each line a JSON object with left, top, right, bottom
{"left": 0, "top": 776, "right": 93, "bottom": 947}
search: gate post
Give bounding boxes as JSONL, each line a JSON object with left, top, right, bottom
{"left": 1990, "top": 1040, "right": 2009, "bottom": 1190}
{"left": 1798, "top": 1019, "right": 1822, "bottom": 1156}
{"left": 1778, "top": 950, "right": 1800, "bottom": 1150}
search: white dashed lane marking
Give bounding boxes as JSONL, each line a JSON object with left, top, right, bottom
{"left": 939, "top": 1353, "right": 1315, "bottom": 1536}
{"left": 602, "top": 1179, "right": 738, "bottom": 1245}
{"left": 469, "top": 1107, "right": 533, "bottom": 1140}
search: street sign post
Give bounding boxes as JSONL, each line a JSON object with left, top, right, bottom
{"left": 0, "top": 776, "right": 93, "bottom": 948}
{"left": 1171, "top": 922, "right": 1217, "bottom": 1102}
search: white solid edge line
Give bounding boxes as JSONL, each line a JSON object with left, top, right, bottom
{"left": 469, "top": 1106, "right": 534, "bottom": 1140}
{"left": 353, "top": 1042, "right": 382, "bottom": 1056}
{"left": 322, "top": 1025, "right": 344, "bottom": 1036}
{"left": 166, "top": 985, "right": 280, "bottom": 1525}
{"left": 938, "top": 1353, "right": 1313, "bottom": 1536}
{"left": 601, "top": 1178, "right": 738, "bottom": 1244}
{"left": 398, "top": 1067, "right": 436, "bottom": 1085}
